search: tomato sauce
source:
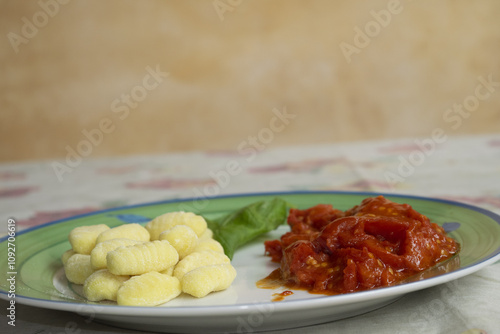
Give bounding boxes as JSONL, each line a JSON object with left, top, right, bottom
{"left": 262, "top": 196, "right": 459, "bottom": 294}
{"left": 271, "top": 290, "right": 294, "bottom": 302}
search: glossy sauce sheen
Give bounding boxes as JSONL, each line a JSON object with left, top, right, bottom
{"left": 261, "top": 196, "right": 459, "bottom": 295}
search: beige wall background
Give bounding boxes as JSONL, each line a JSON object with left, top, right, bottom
{"left": 1, "top": 0, "right": 499, "bottom": 162}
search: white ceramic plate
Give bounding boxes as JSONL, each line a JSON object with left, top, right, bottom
{"left": 1, "top": 191, "right": 500, "bottom": 333}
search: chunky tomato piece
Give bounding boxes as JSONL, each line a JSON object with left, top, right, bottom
{"left": 263, "top": 196, "right": 459, "bottom": 294}
{"left": 265, "top": 204, "right": 343, "bottom": 262}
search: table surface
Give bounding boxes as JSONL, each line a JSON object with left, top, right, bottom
{"left": 1, "top": 134, "right": 499, "bottom": 334}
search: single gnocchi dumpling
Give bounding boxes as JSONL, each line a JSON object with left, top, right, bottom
{"left": 69, "top": 224, "right": 110, "bottom": 255}
{"left": 117, "top": 271, "right": 181, "bottom": 306}
{"left": 181, "top": 264, "right": 236, "bottom": 298}
{"left": 83, "top": 269, "right": 129, "bottom": 302}
{"left": 96, "top": 223, "right": 150, "bottom": 244}
{"left": 159, "top": 225, "right": 198, "bottom": 259}
{"left": 146, "top": 211, "right": 207, "bottom": 239}
{"left": 173, "top": 250, "right": 230, "bottom": 280}
{"left": 107, "top": 240, "right": 179, "bottom": 276}
{"left": 61, "top": 249, "right": 76, "bottom": 265}
{"left": 192, "top": 238, "right": 224, "bottom": 254}
{"left": 64, "top": 254, "right": 95, "bottom": 284}
{"left": 198, "top": 228, "right": 213, "bottom": 240}
{"left": 90, "top": 238, "right": 143, "bottom": 270}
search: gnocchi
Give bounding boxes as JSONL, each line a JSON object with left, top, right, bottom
{"left": 198, "top": 228, "right": 214, "bottom": 240}
{"left": 159, "top": 225, "right": 198, "bottom": 259}
{"left": 107, "top": 240, "right": 179, "bottom": 276}
{"left": 90, "top": 238, "right": 143, "bottom": 270}
{"left": 68, "top": 224, "right": 110, "bottom": 255}
{"left": 160, "top": 266, "right": 175, "bottom": 276}
{"left": 192, "top": 238, "right": 225, "bottom": 254}
{"left": 83, "top": 269, "right": 129, "bottom": 302}
{"left": 62, "top": 210, "right": 236, "bottom": 306}
{"left": 117, "top": 272, "right": 181, "bottom": 306}
{"left": 146, "top": 211, "right": 207, "bottom": 239}
{"left": 61, "top": 249, "right": 76, "bottom": 265}
{"left": 96, "top": 223, "right": 150, "bottom": 244}
{"left": 181, "top": 264, "right": 237, "bottom": 298}
{"left": 173, "top": 250, "right": 230, "bottom": 280}
{"left": 64, "top": 254, "right": 95, "bottom": 284}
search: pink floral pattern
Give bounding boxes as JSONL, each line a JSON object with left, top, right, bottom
{"left": 0, "top": 186, "right": 38, "bottom": 198}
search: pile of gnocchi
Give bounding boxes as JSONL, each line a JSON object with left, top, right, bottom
{"left": 62, "top": 211, "right": 236, "bottom": 306}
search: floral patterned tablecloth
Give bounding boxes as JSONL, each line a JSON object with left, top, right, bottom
{"left": 1, "top": 134, "right": 499, "bottom": 334}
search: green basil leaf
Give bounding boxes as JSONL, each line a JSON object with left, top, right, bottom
{"left": 205, "top": 198, "right": 289, "bottom": 259}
